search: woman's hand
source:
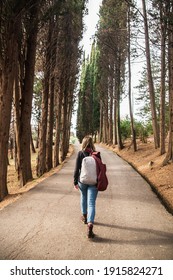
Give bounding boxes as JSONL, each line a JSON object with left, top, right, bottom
{"left": 74, "top": 184, "right": 79, "bottom": 190}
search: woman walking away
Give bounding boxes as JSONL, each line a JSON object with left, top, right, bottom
{"left": 73, "top": 136, "right": 99, "bottom": 238}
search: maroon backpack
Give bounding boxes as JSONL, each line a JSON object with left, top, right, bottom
{"left": 92, "top": 152, "right": 108, "bottom": 191}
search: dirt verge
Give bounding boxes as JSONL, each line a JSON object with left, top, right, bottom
{"left": 101, "top": 140, "right": 173, "bottom": 215}
{"left": 0, "top": 145, "right": 74, "bottom": 211}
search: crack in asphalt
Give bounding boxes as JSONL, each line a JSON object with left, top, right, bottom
{"left": 5, "top": 203, "right": 52, "bottom": 260}
{"left": 6, "top": 226, "right": 43, "bottom": 260}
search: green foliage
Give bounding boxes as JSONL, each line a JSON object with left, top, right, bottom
{"left": 70, "top": 135, "right": 77, "bottom": 144}
{"left": 120, "top": 116, "right": 154, "bottom": 143}
{"left": 76, "top": 41, "right": 100, "bottom": 141}
{"left": 135, "top": 64, "right": 169, "bottom": 124}
{"left": 120, "top": 117, "right": 131, "bottom": 141}
{"left": 135, "top": 121, "right": 153, "bottom": 143}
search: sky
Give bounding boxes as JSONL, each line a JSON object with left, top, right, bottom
{"left": 81, "top": 0, "right": 102, "bottom": 56}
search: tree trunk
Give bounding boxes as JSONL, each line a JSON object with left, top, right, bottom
{"left": 37, "top": 22, "right": 51, "bottom": 177}
{"left": 102, "top": 77, "right": 109, "bottom": 144}
{"left": 0, "top": 22, "right": 18, "bottom": 201}
{"left": 10, "top": 138, "right": 14, "bottom": 159}
{"left": 128, "top": 6, "right": 137, "bottom": 152}
{"left": 163, "top": 4, "right": 173, "bottom": 164}
{"left": 36, "top": 124, "right": 39, "bottom": 149}
{"left": 109, "top": 75, "right": 113, "bottom": 145}
{"left": 54, "top": 89, "right": 62, "bottom": 167}
{"left": 17, "top": 8, "right": 39, "bottom": 185}
{"left": 103, "top": 103, "right": 109, "bottom": 144}
{"left": 160, "top": 1, "right": 166, "bottom": 155}
{"left": 37, "top": 76, "right": 49, "bottom": 176}
{"left": 99, "top": 103, "right": 103, "bottom": 142}
{"left": 117, "top": 97, "right": 123, "bottom": 150}
{"left": 113, "top": 97, "right": 117, "bottom": 145}
{"left": 61, "top": 92, "right": 69, "bottom": 162}
{"left": 14, "top": 62, "right": 21, "bottom": 177}
{"left": 46, "top": 76, "right": 54, "bottom": 171}
{"left": 142, "top": 0, "right": 160, "bottom": 149}
{"left": 30, "top": 131, "right": 36, "bottom": 153}
{"left": 116, "top": 62, "right": 124, "bottom": 150}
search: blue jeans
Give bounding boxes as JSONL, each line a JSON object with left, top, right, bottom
{"left": 78, "top": 182, "right": 98, "bottom": 223}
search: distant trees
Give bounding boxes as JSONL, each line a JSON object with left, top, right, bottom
{"left": 76, "top": 42, "right": 100, "bottom": 142}
{"left": 77, "top": 0, "right": 128, "bottom": 148}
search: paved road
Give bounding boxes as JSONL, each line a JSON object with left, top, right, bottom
{"left": 0, "top": 144, "right": 173, "bottom": 260}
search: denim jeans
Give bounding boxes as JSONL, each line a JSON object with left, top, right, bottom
{"left": 78, "top": 182, "right": 98, "bottom": 223}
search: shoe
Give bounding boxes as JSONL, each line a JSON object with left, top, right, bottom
{"left": 87, "top": 224, "right": 95, "bottom": 238}
{"left": 81, "top": 214, "right": 87, "bottom": 224}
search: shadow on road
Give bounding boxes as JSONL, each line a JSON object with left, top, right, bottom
{"left": 94, "top": 222, "right": 173, "bottom": 245}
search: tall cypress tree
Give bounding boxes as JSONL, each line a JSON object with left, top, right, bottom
{"left": 76, "top": 41, "right": 100, "bottom": 141}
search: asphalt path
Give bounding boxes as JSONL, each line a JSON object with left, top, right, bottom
{"left": 0, "top": 144, "right": 173, "bottom": 260}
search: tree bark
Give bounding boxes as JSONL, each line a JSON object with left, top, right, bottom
{"left": 142, "top": 0, "right": 160, "bottom": 149}
{"left": 37, "top": 21, "right": 51, "bottom": 177}
{"left": 99, "top": 103, "right": 103, "bottom": 142}
{"left": 30, "top": 130, "right": 36, "bottom": 153}
{"left": 103, "top": 90, "right": 109, "bottom": 144}
{"left": 163, "top": 4, "right": 173, "bottom": 164}
{"left": 116, "top": 60, "right": 124, "bottom": 150}
{"left": 113, "top": 97, "right": 117, "bottom": 145}
{"left": 17, "top": 6, "right": 39, "bottom": 186}
{"left": 0, "top": 21, "right": 18, "bottom": 201}
{"left": 54, "top": 88, "right": 62, "bottom": 167}
{"left": 160, "top": 1, "right": 166, "bottom": 155}
{"left": 109, "top": 75, "right": 113, "bottom": 145}
{"left": 128, "top": 6, "right": 137, "bottom": 151}
{"left": 37, "top": 76, "right": 49, "bottom": 176}
{"left": 61, "top": 92, "right": 69, "bottom": 162}
{"left": 46, "top": 76, "right": 54, "bottom": 171}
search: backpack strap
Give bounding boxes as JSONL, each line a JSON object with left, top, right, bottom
{"left": 92, "top": 154, "right": 101, "bottom": 176}
{"left": 82, "top": 151, "right": 88, "bottom": 158}
{"left": 82, "top": 150, "right": 93, "bottom": 157}
{"left": 92, "top": 151, "right": 101, "bottom": 159}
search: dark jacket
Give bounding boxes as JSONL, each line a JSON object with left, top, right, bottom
{"left": 73, "top": 150, "right": 90, "bottom": 185}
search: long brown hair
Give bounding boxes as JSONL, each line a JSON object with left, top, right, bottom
{"left": 81, "top": 136, "right": 96, "bottom": 151}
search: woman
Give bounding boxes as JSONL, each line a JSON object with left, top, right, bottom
{"left": 74, "top": 136, "right": 98, "bottom": 238}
